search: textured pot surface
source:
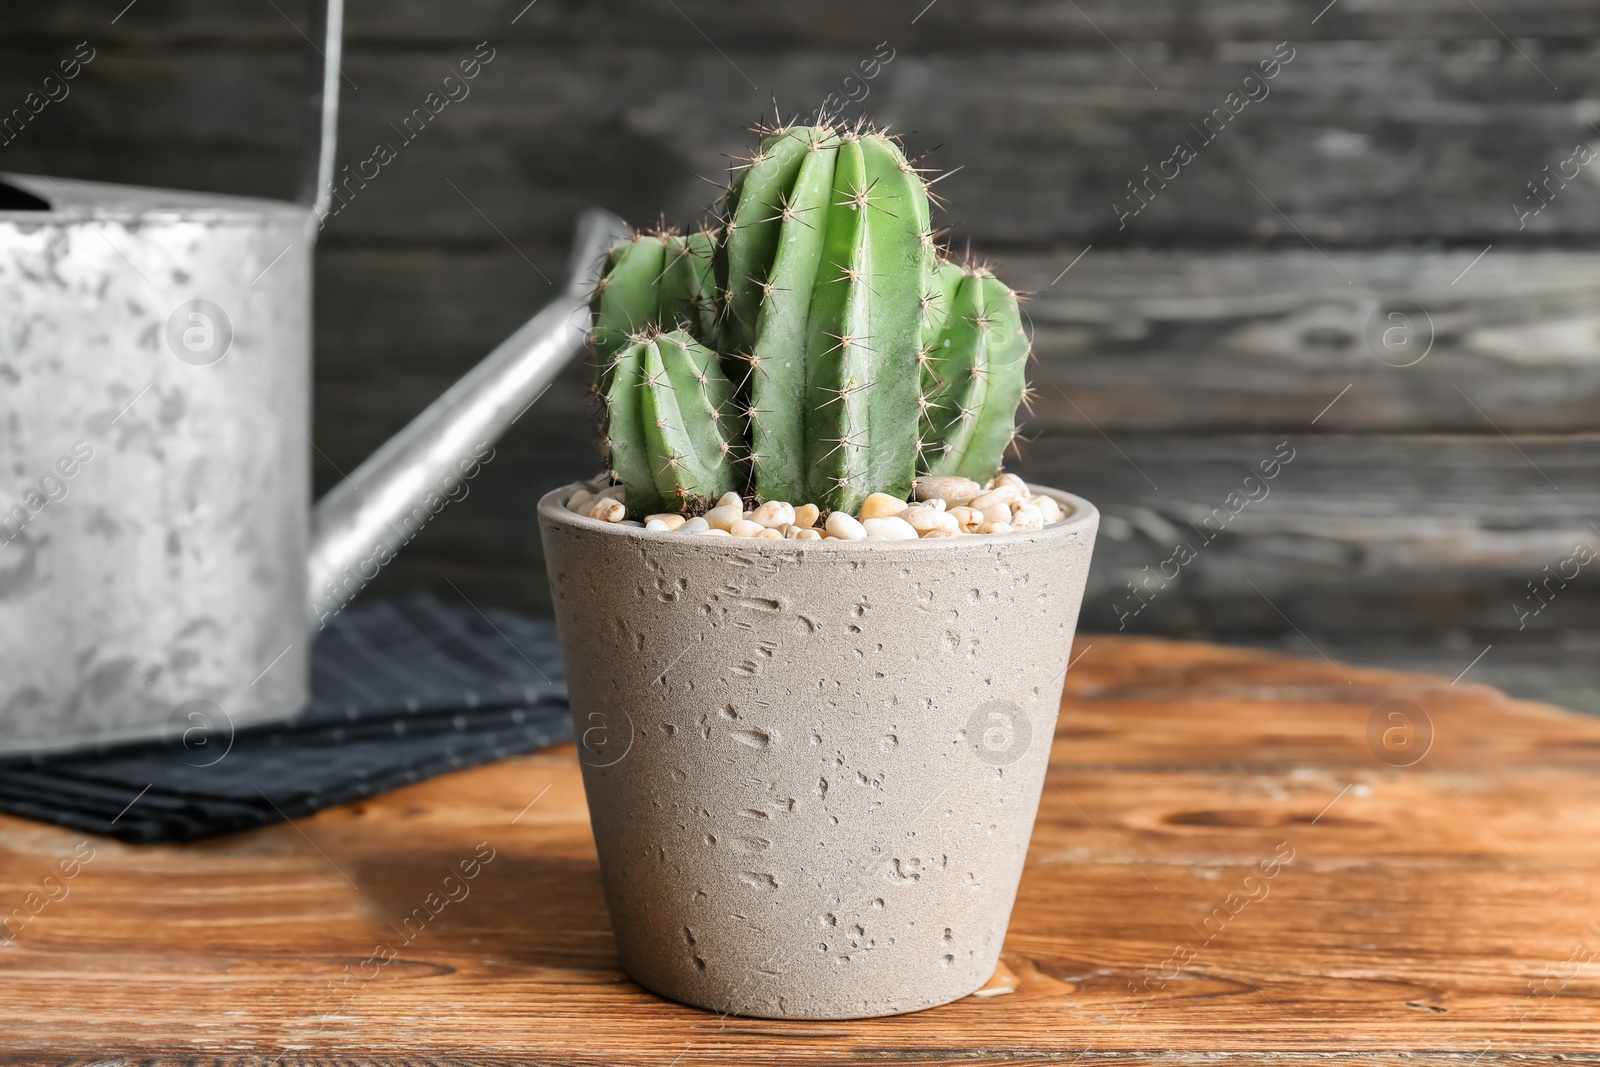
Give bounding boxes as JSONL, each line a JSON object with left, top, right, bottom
{"left": 538, "top": 485, "right": 1098, "bottom": 1019}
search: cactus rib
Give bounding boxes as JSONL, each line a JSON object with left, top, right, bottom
{"left": 736, "top": 126, "right": 841, "bottom": 504}
{"left": 718, "top": 128, "right": 812, "bottom": 355}
{"left": 801, "top": 133, "right": 925, "bottom": 512}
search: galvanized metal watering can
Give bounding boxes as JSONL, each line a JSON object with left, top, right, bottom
{"left": 0, "top": 1, "right": 623, "bottom": 752}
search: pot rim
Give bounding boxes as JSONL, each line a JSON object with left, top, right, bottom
{"left": 538, "top": 481, "right": 1098, "bottom": 552}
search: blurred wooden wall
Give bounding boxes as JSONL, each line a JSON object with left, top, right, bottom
{"left": 3, "top": 0, "right": 1597, "bottom": 706}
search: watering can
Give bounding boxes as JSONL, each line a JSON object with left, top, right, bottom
{"left": 0, "top": 0, "right": 625, "bottom": 753}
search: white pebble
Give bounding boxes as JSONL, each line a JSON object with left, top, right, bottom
{"left": 973, "top": 485, "right": 1020, "bottom": 507}
{"left": 645, "top": 518, "right": 671, "bottom": 532}
{"left": 902, "top": 507, "right": 959, "bottom": 536}
{"left": 749, "top": 501, "right": 795, "bottom": 528}
{"left": 729, "top": 519, "right": 764, "bottom": 538}
{"left": 679, "top": 516, "right": 710, "bottom": 533}
{"left": 1010, "top": 506, "right": 1044, "bottom": 531}
{"left": 948, "top": 505, "right": 984, "bottom": 533}
{"left": 699, "top": 527, "right": 732, "bottom": 536}
{"left": 715, "top": 491, "right": 743, "bottom": 510}
{"left": 566, "top": 489, "right": 595, "bottom": 514}
{"left": 863, "top": 516, "right": 918, "bottom": 540}
{"left": 977, "top": 519, "right": 1013, "bottom": 535}
{"left": 990, "top": 473, "right": 1028, "bottom": 496}
{"left": 790, "top": 527, "right": 823, "bottom": 540}
{"left": 704, "top": 504, "right": 743, "bottom": 531}
{"left": 970, "top": 492, "right": 1012, "bottom": 524}
{"left": 589, "top": 498, "right": 626, "bottom": 522}
{"left": 753, "top": 527, "right": 784, "bottom": 540}
{"left": 920, "top": 529, "right": 958, "bottom": 539}
{"left": 825, "top": 512, "right": 867, "bottom": 540}
{"left": 1037, "top": 495, "right": 1064, "bottom": 524}
{"left": 793, "top": 503, "right": 820, "bottom": 529}
{"left": 645, "top": 512, "right": 687, "bottom": 531}
{"left": 913, "top": 475, "right": 982, "bottom": 507}
{"left": 858, "top": 492, "right": 908, "bottom": 520}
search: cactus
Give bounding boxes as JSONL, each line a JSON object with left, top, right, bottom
{"left": 592, "top": 229, "right": 717, "bottom": 393}
{"left": 718, "top": 123, "right": 933, "bottom": 513}
{"left": 600, "top": 329, "right": 741, "bottom": 515}
{"left": 589, "top": 118, "right": 1033, "bottom": 519}
{"left": 919, "top": 264, "right": 1029, "bottom": 481}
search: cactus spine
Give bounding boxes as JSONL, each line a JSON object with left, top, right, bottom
{"left": 589, "top": 118, "right": 1033, "bottom": 518}
{"left": 601, "top": 329, "right": 740, "bottom": 515}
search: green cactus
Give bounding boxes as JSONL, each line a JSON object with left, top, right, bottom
{"left": 919, "top": 265, "right": 1029, "bottom": 481}
{"left": 591, "top": 229, "right": 717, "bottom": 393}
{"left": 600, "top": 328, "right": 741, "bottom": 515}
{"left": 720, "top": 124, "right": 933, "bottom": 513}
{"left": 717, "top": 127, "right": 814, "bottom": 356}
{"left": 589, "top": 119, "right": 1033, "bottom": 518}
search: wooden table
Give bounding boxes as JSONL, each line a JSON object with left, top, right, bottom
{"left": 3, "top": 635, "right": 1598, "bottom": 1064}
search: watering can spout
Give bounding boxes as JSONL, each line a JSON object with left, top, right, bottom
{"left": 306, "top": 207, "right": 628, "bottom": 625}
{"left": 284, "top": 0, "right": 626, "bottom": 621}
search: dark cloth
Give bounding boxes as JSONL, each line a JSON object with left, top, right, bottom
{"left": 0, "top": 595, "right": 570, "bottom": 844}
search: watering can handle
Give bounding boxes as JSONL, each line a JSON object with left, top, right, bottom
{"left": 295, "top": 0, "right": 344, "bottom": 222}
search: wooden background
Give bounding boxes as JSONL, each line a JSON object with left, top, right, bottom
{"left": 3, "top": 0, "right": 1597, "bottom": 709}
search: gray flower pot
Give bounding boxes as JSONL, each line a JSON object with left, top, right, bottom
{"left": 537, "top": 483, "right": 1098, "bottom": 1019}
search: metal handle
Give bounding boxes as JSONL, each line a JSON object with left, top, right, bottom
{"left": 295, "top": 0, "right": 344, "bottom": 223}
{"left": 305, "top": 207, "right": 630, "bottom": 626}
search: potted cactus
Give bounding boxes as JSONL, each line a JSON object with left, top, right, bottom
{"left": 538, "top": 120, "right": 1098, "bottom": 1020}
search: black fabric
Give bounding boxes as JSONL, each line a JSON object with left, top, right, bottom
{"left": 0, "top": 595, "right": 571, "bottom": 844}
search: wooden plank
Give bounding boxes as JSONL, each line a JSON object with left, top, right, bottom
{"left": 3, "top": 39, "right": 1598, "bottom": 243}
{"left": 1015, "top": 249, "right": 1600, "bottom": 434}
{"left": 2, "top": 637, "right": 1599, "bottom": 1063}
{"left": 1015, "top": 432, "right": 1600, "bottom": 628}
{"left": 301, "top": 246, "right": 1600, "bottom": 433}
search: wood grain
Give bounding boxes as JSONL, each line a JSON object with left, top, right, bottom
{"left": 1016, "top": 249, "right": 1600, "bottom": 434}
{"left": 1, "top": 637, "right": 1597, "bottom": 1064}
{"left": 5, "top": 4, "right": 1600, "bottom": 245}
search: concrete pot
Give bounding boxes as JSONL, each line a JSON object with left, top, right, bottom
{"left": 537, "top": 483, "right": 1098, "bottom": 1019}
